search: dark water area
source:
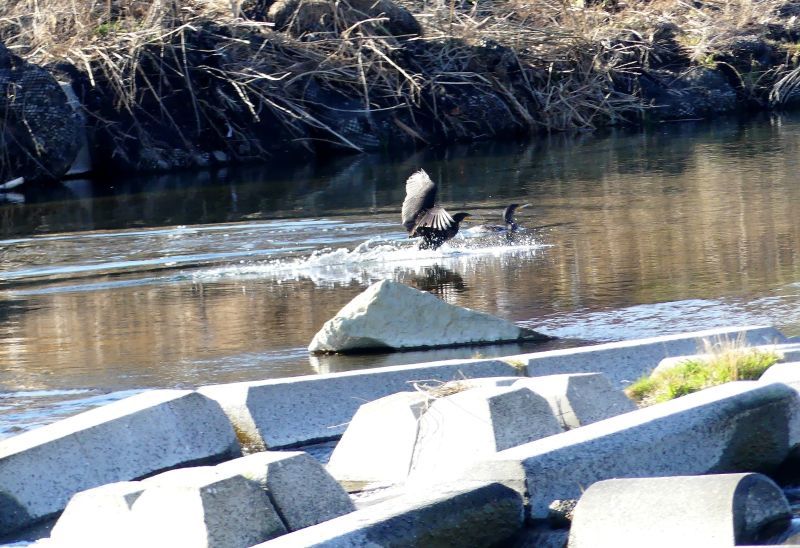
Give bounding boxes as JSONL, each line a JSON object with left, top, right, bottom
{"left": 3, "top": 113, "right": 800, "bottom": 437}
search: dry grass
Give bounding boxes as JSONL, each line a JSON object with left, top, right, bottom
{"left": 2, "top": 0, "right": 800, "bottom": 156}
{"left": 410, "top": 378, "right": 472, "bottom": 399}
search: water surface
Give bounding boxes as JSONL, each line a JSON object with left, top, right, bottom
{"left": 3, "top": 114, "right": 800, "bottom": 436}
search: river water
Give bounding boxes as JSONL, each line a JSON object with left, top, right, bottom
{"left": 2, "top": 114, "right": 800, "bottom": 438}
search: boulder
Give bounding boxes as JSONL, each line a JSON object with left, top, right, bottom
{"left": 72, "top": 25, "right": 311, "bottom": 175}
{"left": 0, "top": 389, "right": 241, "bottom": 536}
{"left": 253, "top": 482, "right": 524, "bottom": 547}
{"left": 431, "top": 82, "right": 522, "bottom": 140}
{"left": 0, "top": 43, "right": 81, "bottom": 183}
{"left": 215, "top": 451, "right": 355, "bottom": 530}
{"left": 568, "top": 473, "right": 791, "bottom": 547}
{"left": 512, "top": 373, "right": 636, "bottom": 429}
{"left": 640, "top": 67, "right": 738, "bottom": 121}
{"left": 199, "top": 357, "right": 521, "bottom": 451}
{"left": 296, "top": 80, "right": 422, "bottom": 152}
{"left": 407, "top": 385, "right": 562, "bottom": 482}
{"left": 454, "top": 381, "right": 800, "bottom": 518}
{"left": 308, "top": 280, "right": 549, "bottom": 353}
{"left": 269, "top": 0, "right": 421, "bottom": 38}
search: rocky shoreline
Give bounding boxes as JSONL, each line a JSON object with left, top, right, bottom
{"left": 3, "top": 324, "right": 800, "bottom": 546}
{"left": 3, "top": 0, "right": 800, "bottom": 186}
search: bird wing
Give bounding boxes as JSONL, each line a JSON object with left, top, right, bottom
{"left": 402, "top": 169, "right": 438, "bottom": 231}
{"left": 410, "top": 205, "right": 454, "bottom": 236}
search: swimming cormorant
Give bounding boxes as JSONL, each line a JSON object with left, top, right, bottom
{"left": 401, "top": 169, "right": 472, "bottom": 250}
{"left": 475, "top": 203, "right": 530, "bottom": 233}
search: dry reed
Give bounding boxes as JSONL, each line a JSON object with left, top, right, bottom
{"left": 1, "top": 0, "right": 799, "bottom": 156}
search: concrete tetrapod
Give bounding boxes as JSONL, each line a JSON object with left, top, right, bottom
{"left": 513, "top": 325, "right": 787, "bottom": 386}
{"left": 761, "top": 361, "right": 800, "bottom": 387}
{"left": 0, "top": 389, "right": 240, "bottom": 536}
{"left": 254, "top": 482, "right": 524, "bottom": 547}
{"left": 568, "top": 473, "right": 791, "bottom": 547}
{"left": 50, "top": 466, "right": 286, "bottom": 548}
{"left": 49, "top": 482, "right": 146, "bottom": 547}
{"left": 199, "top": 358, "right": 522, "bottom": 451}
{"left": 653, "top": 342, "right": 800, "bottom": 376}
{"left": 511, "top": 373, "right": 636, "bottom": 429}
{"left": 326, "top": 391, "right": 432, "bottom": 490}
{"left": 408, "top": 385, "right": 563, "bottom": 482}
{"left": 327, "top": 373, "right": 633, "bottom": 490}
{"left": 49, "top": 451, "right": 355, "bottom": 546}
{"left": 215, "top": 451, "right": 355, "bottom": 531}
{"left": 455, "top": 381, "right": 800, "bottom": 518}
{"left": 131, "top": 466, "right": 287, "bottom": 548}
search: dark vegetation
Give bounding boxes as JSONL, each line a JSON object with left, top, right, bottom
{"left": 2, "top": 0, "right": 800, "bottom": 181}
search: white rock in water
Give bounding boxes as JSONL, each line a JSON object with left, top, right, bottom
{"left": 0, "top": 176, "right": 23, "bottom": 190}
{"left": 308, "top": 280, "right": 549, "bottom": 353}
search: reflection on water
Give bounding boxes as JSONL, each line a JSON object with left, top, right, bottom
{"left": 4, "top": 113, "right": 800, "bottom": 434}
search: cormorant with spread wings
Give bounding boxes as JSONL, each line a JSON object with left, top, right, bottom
{"left": 401, "top": 169, "right": 471, "bottom": 250}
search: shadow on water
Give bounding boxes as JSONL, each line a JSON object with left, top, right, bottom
{"left": 308, "top": 337, "right": 583, "bottom": 375}
{"left": 0, "top": 114, "right": 768, "bottom": 238}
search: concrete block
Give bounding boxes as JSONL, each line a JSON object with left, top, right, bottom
{"left": 308, "top": 280, "right": 548, "bottom": 353}
{"left": 199, "top": 358, "right": 522, "bottom": 451}
{"left": 568, "top": 473, "right": 791, "bottom": 547}
{"left": 441, "top": 376, "right": 520, "bottom": 389}
{"left": 216, "top": 451, "right": 355, "bottom": 531}
{"left": 49, "top": 482, "right": 145, "bottom": 547}
{"left": 511, "top": 325, "right": 786, "bottom": 386}
{"left": 49, "top": 464, "right": 287, "bottom": 547}
{"left": 408, "top": 385, "right": 562, "bottom": 482}
{"left": 654, "top": 343, "right": 800, "bottom": 376}
{"left": 131, "top": 466, "right": 286, "bottom": 547}
{"left": 761, "top": 361, "right": 800, "bottom": 388}
{"left": 252, "top": 482, "right": 524, "bottom": 547}
{"left": 326, "top": 391, "right": 431, "bottom": 490}
{"left": 0, "top": 389, "right": 241, "bottom": 536}
{"left": 456, "top": 381, "right": 800, "bottom": 518}
{"left": 512, "top": 373, "right": 636, "bottom": 429}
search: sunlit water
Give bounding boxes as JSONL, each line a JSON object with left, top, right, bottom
{"left": 3, "top": 114, "right": 800, "bottom": 440}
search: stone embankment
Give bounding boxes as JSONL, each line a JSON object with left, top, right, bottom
{"left": 4, "top": 324, "right": 800, "bottom": 546}
{"left": 4, "top": 0, "right": 800, "bottom": 185}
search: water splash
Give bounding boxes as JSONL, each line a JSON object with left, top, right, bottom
{"left": 192, "top": 232, "right": 548, "bottom": 287}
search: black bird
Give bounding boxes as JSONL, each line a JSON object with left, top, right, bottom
{"left": 475, "top": 203, "right": 530, "bottom": 234}
{"left": 401, "top": 169, "right": 472, "bottom": 250}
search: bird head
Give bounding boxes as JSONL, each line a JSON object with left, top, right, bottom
{"left": 452, "top": 212, "right": 472, "bottom": 225}
{"left": 504, "top": 203, "right": 530, "bottom": 224}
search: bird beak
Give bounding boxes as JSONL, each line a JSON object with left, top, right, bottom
{"left": 518, "top": 204, "right": 531, "bottom": 209}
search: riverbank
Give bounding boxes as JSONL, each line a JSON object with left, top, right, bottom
{"left": 2, "top": 325, "right": 800, "bottom": 546}
{"left": 2, "top": 0, "right": 800, "bottom": 185}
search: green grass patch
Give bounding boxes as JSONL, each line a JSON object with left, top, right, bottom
{"left": 625, "top": 345, "right": 781, "bottom": 407}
